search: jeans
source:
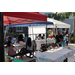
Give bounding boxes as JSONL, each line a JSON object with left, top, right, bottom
{"left": 63, "top": 40, "right": 66, "bottom": 47}
{"left": 59, "top": 41, "right": 65, "bottom": 47}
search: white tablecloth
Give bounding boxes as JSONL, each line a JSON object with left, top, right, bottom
{"left": 13, "top": 43, "right": 26, "bottom": 51}
{"left": 35, "top": 39, "right": 55, "bottom": 50}
{"left": 34, "top": 47, "right": 75, "bottom": 62}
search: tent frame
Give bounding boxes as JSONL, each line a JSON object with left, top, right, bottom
{"left": 0, "top": 12, "right": 4, "bottom": 61}
{"left": 0, "top": 12, "right": 48, "bottom": 61}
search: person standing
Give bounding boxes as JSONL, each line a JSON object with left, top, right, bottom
{"left": 64, "top": 28, "right": 68, "bottom": 35}
{"left": 55, "top": 31, "right": 63, "bottom": 47}
{"left": 63, "top": 35, "right": 66, "bottom": 47}
{"left": 5, "top": 36, "right": 16, "bottom": 56}
{"left": 66, "top": 34, "right": 69, "bottom": 46}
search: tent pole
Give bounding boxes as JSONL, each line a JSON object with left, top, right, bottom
{"left": 4, "top": 26, "right": 8, "bottom": 36}
{"left": 0, "top": 12, "right": 5, "bottom": 62}
{"left": 31, "top": 23, "right": 34, "bottom": 40}
{"left": 46, "top": 22, "right": 47, "bottom": 48}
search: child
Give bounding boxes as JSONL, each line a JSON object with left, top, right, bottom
{"left": 63, "top": 35, "right": 66, "bottom": 47}
{"left": 66, "top": 34, "right": 69, "bottom": 46}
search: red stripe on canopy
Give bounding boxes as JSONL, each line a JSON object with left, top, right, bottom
{"left": 3, "top": 12, "right": 47, "bottom": 25}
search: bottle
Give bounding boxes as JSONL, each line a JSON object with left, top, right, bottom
{"left": 5, "top": 56, "right": 7, "bottom": 62}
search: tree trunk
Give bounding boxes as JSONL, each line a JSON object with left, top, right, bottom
{"left": 74, "top": 17, "right": 75, "bottom": 38}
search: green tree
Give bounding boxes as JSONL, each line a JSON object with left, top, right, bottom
{"left": 46, "top": 12, "right": 72, "bottom": 21}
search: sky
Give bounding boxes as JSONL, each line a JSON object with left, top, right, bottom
{"left": 40, "top": 12, "right": 64, "bottom": 14}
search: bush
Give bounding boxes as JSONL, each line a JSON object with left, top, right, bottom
{"left": 6, "top": 33, "right": 20, "bottom": 37}
{"left": 70, "top": 37, "right": 75, "bottom": 43}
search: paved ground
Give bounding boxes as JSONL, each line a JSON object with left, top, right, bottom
{"left": 67, "top": 43, "right": 75, "bottom": 62}
{"left": 16, "top": 43, "right": 75, "bottom": 62}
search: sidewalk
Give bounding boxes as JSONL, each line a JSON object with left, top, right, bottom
{"left": 68, "top": 43, "right": 75, "bottom": 62}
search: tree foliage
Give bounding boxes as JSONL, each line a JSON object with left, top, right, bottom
{"left": 46, "top": 12, "right": 74, "bottom": 21}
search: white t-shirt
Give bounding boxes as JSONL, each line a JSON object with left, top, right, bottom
{"left": 19, "top": 41, "right": 26, "bottom": 48}
{"left": 27, "top": 42, "right": 33, "bottom": 51}
{"left": 37, "top": 37, "right": 41, "bottom": 40}
{"left": 27, "top": 42, "right": 36, "bottom": 51}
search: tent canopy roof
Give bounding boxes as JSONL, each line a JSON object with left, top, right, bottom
{"left": 5, "top": 21, "right": 54, "bottom": 27}
{"left": 3, "top": 12, "right": 47, "bottom": 25}
{"left": 47, "top": 18, "right": 70, "bottom": 28}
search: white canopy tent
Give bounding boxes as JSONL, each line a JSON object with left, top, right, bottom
{"left": 28, "top": 18, "right": 71, "bottom": 38}
{"left": 47, "top": 18, "right": 70, "bottom": 28}
{"left": 47, "top": 18, "right": 71, "bottom": 34}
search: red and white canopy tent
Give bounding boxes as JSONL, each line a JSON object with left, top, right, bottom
{"left": 3, "top": 12, "right": 47, "bottom": 25}
{"left": 0, "top": 12, "right": 47, "bottom": 61}
{"left": 3, "top": 12, "right": 47, "bottom": 39}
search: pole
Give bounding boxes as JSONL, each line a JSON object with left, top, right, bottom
{"left": 46, "top": 22, "right": 47, "bottom": 47}
{"left": 54, "top": 12, "right": 57, "bottom": 35}
{"left": 31, "top": 23, "right": 34, "bottom": 40}
{"left": 4, "top": 26, "right": 8, "bottom": 36}
{"left": 0, "top": 12, "right": 5, "bottom": 62}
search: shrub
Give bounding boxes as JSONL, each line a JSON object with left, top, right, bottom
{"left": 70, "top": 37, "right": 75, "bottom": 43}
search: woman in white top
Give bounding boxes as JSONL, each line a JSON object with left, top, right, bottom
{"left": 37, "top": 34, "right": 41, "bottom": 40}
{"left": 12, "top": 37, "right": 35, "bottom": 58}
{"left": 26, "top": 38, "right": 36, "bottom": 51}
{"left": 17, "top": 34, "right": 25, "bottom": 47}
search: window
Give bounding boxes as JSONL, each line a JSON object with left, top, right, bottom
{"left": 16, "top": 27, "right": 23, "bottom": 32}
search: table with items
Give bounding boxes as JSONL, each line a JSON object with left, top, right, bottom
{"left": 34, "top": 47, "right": 75, "bottom": 62}
{"left": 35, "top": 38, "right": 55, "bottom": 50}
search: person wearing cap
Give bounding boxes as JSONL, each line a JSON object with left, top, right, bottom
{"left": 55, "top": 31, "right": 63, "bottom": 47}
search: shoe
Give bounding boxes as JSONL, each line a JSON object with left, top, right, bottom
{"left": 27, "top": 55, "right": 33, "bottom": 58}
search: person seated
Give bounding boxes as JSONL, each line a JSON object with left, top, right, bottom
{"left": 25, "top": 37, "right": 35, "bottom": 57}
{"left": 37, "top": 34, "right": 41, "bottom": 40}
{"left": 41, "top": 45, "right": 47, "bottom": 52}
{"left": 5, "top": 36, "right": 16, "bottom": 56}
{"left": 17, "top": 34, "right": 25, "bottom": 43}
{"left": 17, "top": 34, "right": 25, "bottom": 47}
{"left": 4, "top": 36, "right": 12, "bottom": 47}
{"left": 12, "top": 37, "right": 35, "bottom": 59}
{"left": 41, "top": 34, "right": 45, "bottom": 39}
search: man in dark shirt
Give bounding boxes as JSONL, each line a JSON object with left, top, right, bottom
{"left": 4, "top": 37, "right": 11, "bottom": 47}
{"left": 55, "top": 31, "right": 63, "bottom": 47}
